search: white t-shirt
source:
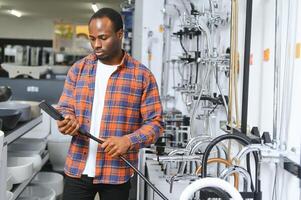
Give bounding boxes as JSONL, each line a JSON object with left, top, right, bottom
{"left": 82, "top": 60, "right": 118, "bottom": 177}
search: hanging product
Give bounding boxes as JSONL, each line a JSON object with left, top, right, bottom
{"left": 195, "top": 157, "right": 239, "bottom": 189}
{"left": 201, "top": 133, "right": 260, "bottom": 193}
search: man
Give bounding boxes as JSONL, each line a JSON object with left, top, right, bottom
{"left": 57, "top": 8, "right": 163, "bottom": 200}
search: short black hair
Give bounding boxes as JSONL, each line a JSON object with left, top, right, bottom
{"left": 89, "top": 8, "right": 123, "bottom": 32}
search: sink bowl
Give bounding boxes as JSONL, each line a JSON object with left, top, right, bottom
{"left": 19, "top": 185, "right": 55, "bottom": 200}
{"left": 0, "top": 109, "right": 21, "bottom": 130}
{"left": 7, "top": 156, "right": 33, "bottom": 184}
{"left": 8, "top": 138, "right": 47, "bottom": 155}
{"left": 8, "top": 152, "right": 42, "bottom": 172}
{"left": 0, "top": 101, "right": 31, "bottom": 122}
{"left": 32, "top": 172, "right": 64, "bottom": 197}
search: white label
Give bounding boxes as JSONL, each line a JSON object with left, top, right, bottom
{"left": 26, "top": 86, "right": 39, "bottom": 92}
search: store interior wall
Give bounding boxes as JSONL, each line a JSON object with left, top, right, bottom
{"left": 135, "top": 0, "right": 300, "bottom": 199}
{"left": 133, "top": 0, "right": 164, "bottom": 93}
{"left": 245, "top": 0, "right": 300, "bottom": 199}
{"left": 0, "top": 16, "right": 53, "bottom": 39}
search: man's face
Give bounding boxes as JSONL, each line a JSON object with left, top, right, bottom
{"left": 88, "top": 17, "right": 123, "bottom": 61}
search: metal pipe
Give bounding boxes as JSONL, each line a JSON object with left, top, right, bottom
{"left": 201, "top": 133, "right": 258, "bottom": 192}
{"left": 195, "top": 158, "right": 239, "bottom": 189}
{"left": 189, "top": 139, "right": 228, "bottom": 160}
{"left": 189, "top": 139, "right": 212, "bottom": 155}
{"left": 233, "top": 145, "right": 263, "bottom": 162}
{"left": 273, "top": 0, "right": 281, "bottom": 142}
{"left": 189, "top": 65, "right": 211, "bottom": 135}
{"left": 186, "top": 135, "right": 212, "bottom": 150}
{"left": 169, "top": 174, "right": 200, "bottom": 193}
{"left": 232, "top": 144, "right": 268, "bottom": 194}
{"left": 163, "top": 149, "right": 190, "bottom": 175}
{"left": 220, "top": 165, "right": 252, "bottom": 192}
{"left": 215, "top": 63, "right": 229, "bottom": 116}
{"left": 233, "top": 0, "right": 240, "bottom": 126}
{"left": 228, "top": 0, "right": 236, "bottom": 126}
{"left": 156, "top": 155, "right": 202, "bottom": 162}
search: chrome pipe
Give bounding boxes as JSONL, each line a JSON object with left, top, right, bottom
{"left": 220, "top": 165, "right": 252, "bottom": 192}
{"left": 156, "top": 155, "right": 202, "bottom": 162}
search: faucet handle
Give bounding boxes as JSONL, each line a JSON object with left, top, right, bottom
{"left": 262, "top": 132, "right": 272, "bottom": 144}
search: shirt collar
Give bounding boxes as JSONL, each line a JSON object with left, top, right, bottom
{"left": 88, "top": 50, "right": 128, "bottom": 69}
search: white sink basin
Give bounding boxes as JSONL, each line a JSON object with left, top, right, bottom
{"left": 7, "top": 156, "right": 33, "bottom": 184}
{"left": 8, "top": 138, "right": 46, "bottom": 155}
{"left": 32, "top": 172, "right": 64, "bottom": 197}
{"left": 19, "top": 185, "right": 55, "bottom": 200}
{"left": 8, "top": 152, "right": 42, "bottom": 172}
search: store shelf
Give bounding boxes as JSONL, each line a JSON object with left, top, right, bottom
{"left": 145, "top": 154, "right": 188, "bottom": 200}
{"left": 10, "top": 151, "right": 49, "bottom": 200}
{"left": 3, "top": 115, "right": 42, "bottom": 145}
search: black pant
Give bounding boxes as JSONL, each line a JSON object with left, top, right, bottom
{"left": 63, "top": 175, "right": 131, "bottom": 200}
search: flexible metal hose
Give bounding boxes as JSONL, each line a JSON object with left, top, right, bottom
{"left": 201, "top": 133, "right": 259, "bottom": 192}
{"left": 195, "top": 158, "right": 239, "bottom": 189}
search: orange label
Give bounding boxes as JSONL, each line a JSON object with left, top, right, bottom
{"left": 250, "top": 53, "right": 253, "bottom": 65}
{"left": 296, "top": 43, "right": 301, "bottom": 59}
{"left": 159, "top": 25, "right": 164, "bottom": 33}
{"left": 263, "top": 48, "right": 270, "bottom": 61}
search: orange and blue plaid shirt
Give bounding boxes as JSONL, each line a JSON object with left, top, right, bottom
{"left": 57, "top": 52, "right": 163, "bottom": 184}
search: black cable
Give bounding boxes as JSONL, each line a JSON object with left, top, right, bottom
{"left": 195, "top": 34, "right": 199, "bottom": 84}
{"left": 201, "top": 133, "right": 259, "bottom": 193}
{"left": 179, "top": 36, "right": 188, "bottom": 55}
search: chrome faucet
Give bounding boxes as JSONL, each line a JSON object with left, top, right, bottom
{"left": 168, "top": 174, "right": 200, "bottom": 193}
{"left": 220, "top": 165, "right": 252, "bottom": 192}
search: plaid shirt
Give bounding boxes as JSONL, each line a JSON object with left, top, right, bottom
{"left": 57, "top": 52, "right": 163, "bottom": 184}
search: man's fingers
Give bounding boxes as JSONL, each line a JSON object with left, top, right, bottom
{"left": 57, "top": 116, "right": 79, "bottom": 136}
{"left": 104, "top": 142, "right": 115, "bottom": 153}
{"left": 111, "top": 150, "right": 121, "bottom": 158}
{"left": 101, "top": 139, "right": 112, "bottom": 149}
{"left": 70, "top": 124, "right": 79, "bottom": 136}
{"left": 101, "top": 141, "right": 108, "bottom": 149}
{"left": 65, "top": 121, "right": 78, "bottom": 134}
{"left": 57, "top": 118, "right": 70, "bottom": 128}
{"left": 108, "top": 146, "right": 118, "bottom": 156}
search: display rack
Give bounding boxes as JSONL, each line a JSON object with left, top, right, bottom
{"left": 4, "top": 115, "right": 42, "bottom": 145}
{"left": 10, "top": 151, "right": 49, "bottom": 200}
{"left": 0, "top": 116, "right": 49, "bottom": 200}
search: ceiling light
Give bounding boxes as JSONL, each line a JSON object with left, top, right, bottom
{"left": 10, "top": 9, "right": 22, "bottom": 17}
{"left": 91, "top": 3, "right": 98, "bottom": 13}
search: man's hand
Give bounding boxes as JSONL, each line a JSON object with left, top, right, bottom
{"left": 101, "top": 136, "right": 131, "bottom": 158}
{"left": 57, "top": 115, "right": 80, "bottom": 136}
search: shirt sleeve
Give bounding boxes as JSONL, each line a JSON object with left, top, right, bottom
{"left": 125, "top": 71, "right": 164, "bottom": 150}
{"left": 56, "top": 63, "right": 79, "bottom": 117}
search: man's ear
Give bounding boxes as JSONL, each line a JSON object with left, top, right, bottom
{"left": 117, "top": 29, "right": 124, "bottom": 40}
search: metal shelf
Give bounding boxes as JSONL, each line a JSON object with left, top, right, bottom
{"left": 10, "top": 151, "right": 49, "bottom": 200}
{"left": 3, "top": 116, "right": 42, "bottom": 145}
